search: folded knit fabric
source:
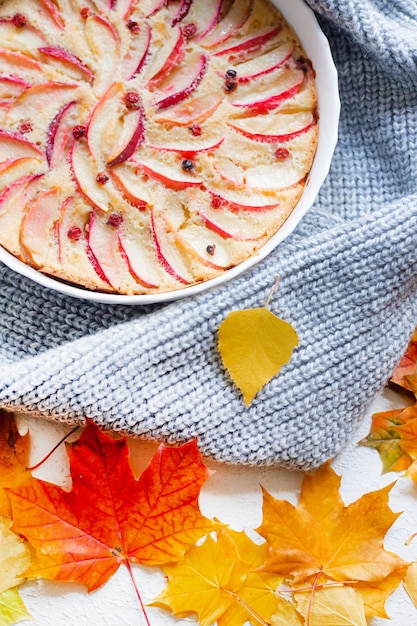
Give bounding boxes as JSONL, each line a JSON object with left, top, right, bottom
{"left": 0, "top": 0, "right": 416, "bottom": 470}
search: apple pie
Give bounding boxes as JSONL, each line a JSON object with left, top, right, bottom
{"left": 0, "top": 0, "right": 318, "bottom": 295}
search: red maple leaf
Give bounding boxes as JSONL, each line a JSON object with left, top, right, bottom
{"left": 7, "top": 420, "right": 216, "bottom": 592}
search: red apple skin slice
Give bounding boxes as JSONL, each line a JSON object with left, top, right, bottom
{"left": 230, "top": 70, "right": 305, "bottom": 114}
{"left": 154, "top": 92, "right": 222, "bottom": 127}
{"left": 6, "top": 82, "right": 80, "bottom": 126}
{"left": 0, "top": 156, "right": 44, "bottom": 189}
{"left": 0, "top": 175, "right": 44, "bottom": 258}
{"left": 147, "top": 136, "right": 224, "bottom": 156}
{"left": 142, "top": 0, "right": 168, "bottom": 18}
{"left": 199, "top": 0, "right": 254, "bottom": 48}
{"left": 118, "top": 231, "right": 162, "bottom": 288}
{"left": 85, "top": 211, "right": 114, "bottom": 286}
{"left": 86, "top": 82, "right": 124, "bottom": 162}
{"left": 0, "top": 76, "right": 31, "bottom": 101}
{"left": 123, "top": 21, "right": 151, "bottom": 80}
{"left": 38, "top": 46, "right": 94, "bottom": 82}
{"left": 213, "top": 158, "right": 307, "bottom": 192}
{"left": 45, "top": 100, "right": 77, "bottom": 168}
{"left": 150, "top": 209, "right": 192, "bottom": 284}
{"left": 70, "top": 141, "right": 112, "bottom": 212}
{"left": 213, "top": 24, "right": 281, "bottom": 59}
{"left": 0, "top": 130, "right": 44, "bottom": 161}
{"left": 198, "top": 200, "right": 283, "bottom": 241}
{"left": 174, "top": 224, "right": 232, "bottom": 270}
{"left": 107, "top": 103, "right": 145, "bottom": 166}
{"left": 84, "top": 14, "right": 121, "bottom": 96}
{"left": 206, "top": 188, "right": 280, "bottom": 212}
{"left": 185, "top": 0, "right": 226, "bottom": 41}
{"left": 111, "top": 0, "right": 135, "bottom": 18}
{"left": 108, "top": 165, "right": 150, "bottom": 208}
{"left": 0, "top": 19, "right": 47, "bottom": 52}
{"left": 20, "top": 188, "right": 61, "bottom": 268}
{"left": 0, "top": 48, "right": 43, "bottom": 72}
{"left": 233, "top": 41, "right": 294, "bottom": 82}
{"left": 86, "top": 211, "right": 141, "bottom": 291}
{"left": 38, "top": 0, "right": 65, "bottom": 29}
{"left": 133, "top": 155, "right": 203, "bottom": 190}
{"left": 146, "top": 28, "right": 186, "bottom": 91}
{"left": 228, "top": 111, "right": 317, "bottom": 143}
{"left": 171, "top": 0, "right": 193, "bottom": 26}
{"left": 57, "top": 196, "right": 109, "bottom": 290}
{"left": 154, "top": 53, "right": 208, "bottom": 110}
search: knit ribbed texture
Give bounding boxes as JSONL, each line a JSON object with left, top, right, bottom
{"left": 0, "top": 0, "right": 416, "bottom": 469}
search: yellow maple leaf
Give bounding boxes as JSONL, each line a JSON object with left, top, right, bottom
{"left": 270, "top": 596, "right": 304, "bottom": 625}
{"left": 256, "top": 463, "right": 406, "bottom": 588}
{"left": 404, "top": 562, "right": 417, "bottom": 609}
{"left": 354, "top": 567, "right": 408, "bottom": 618}
{"left": 218, "top": 279, "right": 298, "bottom": 405}
{"left": 151, "top": 527, "right": 282, "bottom": 626}
{"left": 0, "top": 517, "right": 31, "bottom": 595}
{"left": 0, "top": 588, "right": 32, "bottom": 625}
{"left": 295, "top": 585, "right": 366, "bottom": 626}
{"left": 0, "top": 412, "right": 31, "bottom": 517}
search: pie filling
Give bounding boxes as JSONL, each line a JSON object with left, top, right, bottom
{"left": 0, "top": 0, "right": 318, "bottom": 295}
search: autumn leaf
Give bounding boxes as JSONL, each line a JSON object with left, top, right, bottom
{"left": 152, "top": 527, "right": 283, "bottom": 626}
{"left": 355, "top": 568, "right": 408, "bottom": 618}
{"left": 359, "top": 406, "right": 415, "bottom": 473}
{"left": 218, "top": 279, "right": 298, "bottom": 405}
{"left": 7, "top": 420, "right": 217, "bottom": 592}
{"left": 0, "top": 413, "right": 32, "bottom": 517}
{"left": 0, "top": 517, "right": 31, "bottom": 595}
{"left": 360, "top": 403, "right": 417, "bottom": 473}
{"left": 404, "top": 562, "right": 417, "bottom": 610}
{"left": 0, "top": 589, "right": 32, "bottom": 626}
{"left": 390, "top": 327, "right": 417, "bottom": 393}
{"left": 0, "top": 517, "right": 31, "bottom": 626}
{"left": 295, "top": 584, "right": 366, "bottom": 626}
{"left": 270, "top": 596, "right": 304, "bottom": 625}
{"left": 256, "top": 463, "right": 406, "bottom": 613}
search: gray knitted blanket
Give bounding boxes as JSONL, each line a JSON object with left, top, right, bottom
{"left": 0, "top": 0, "right": 416, "bottom": 470}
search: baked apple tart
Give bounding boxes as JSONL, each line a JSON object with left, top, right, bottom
{"left": 0, "top": 0, "right": 318, "bottom": 294}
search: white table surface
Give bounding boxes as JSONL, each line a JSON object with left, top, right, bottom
{"left": 14, "top": 385, "right": 417, "bottom": 626}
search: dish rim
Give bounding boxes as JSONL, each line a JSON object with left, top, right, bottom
{"left": 0, "top": 0, "right": 340, "bottom": 305}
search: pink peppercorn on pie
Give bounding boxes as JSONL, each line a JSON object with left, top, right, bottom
{"left": 0, "top": 0, "right": 318, "bottom": 295}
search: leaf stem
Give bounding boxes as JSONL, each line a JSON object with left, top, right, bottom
{"left": 405, "top": 532, "right": 417, "bottom": 546}
{"left": 224, "top": 588, "right": 271, "bottom": 626}
{"left": 264, "top": 276, "right": 280, "bottom": 310}
{"left": 306, "top": 571, "right": 322, "bottom": 626}
{"left": 281, "top": 579, "right": 359, "bottom": 594}
{"left": 125, "top": 560, "right": 152, "bottom": 626}
{"left": 26, "top": 426, "right": 80, "bottom": 471}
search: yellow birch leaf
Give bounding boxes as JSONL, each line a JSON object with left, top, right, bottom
{"left": 151, "top": 528, "right": 282, "bottom": 626}
{"left": 218, "top": 280, "right": 298, "bottom": 406}
{"left": 271, "top": 596, "right": 304, "bottom": 625}
{"left": 355, "top": 567, "right": 408, "bottom": 618}
{"left": 404, "top": 562, "right": 417, "bottom": 609}
{"left": 0, "top": 517, "right": 31, "bottom": 595}
{"left": 0, "top": 589, "right": 32, "bottom": 626}
{"left": 295, "top": 585, "right": 367, "bottom": 626}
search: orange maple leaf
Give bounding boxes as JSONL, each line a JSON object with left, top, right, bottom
{"left": 390, "top": 327, "right": 417, "bottom": 393}
{"left": 359, "top": 406, "right": 416, "bottom": 473}
{"left": 256, "top": 463, "right": 406, "bottom": 607}
{"left": 0, "top": 412, "right": 32, "bottom": 517}
{"left": 7, "top": 420, "right": 216, "bottom": 592}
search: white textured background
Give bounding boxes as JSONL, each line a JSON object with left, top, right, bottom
{"left": 16, "top": 386, "right": 417, "bottom": 626}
